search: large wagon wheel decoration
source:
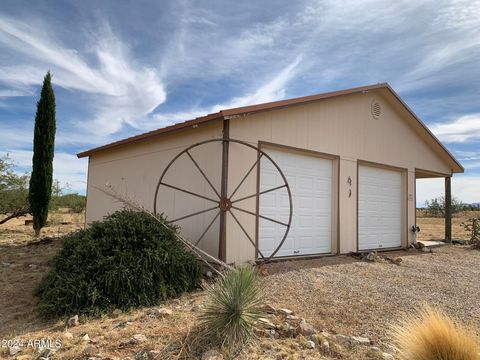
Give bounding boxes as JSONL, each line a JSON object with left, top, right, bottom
{"left": 153, "top": 138, "right": 292, "bottom": 262}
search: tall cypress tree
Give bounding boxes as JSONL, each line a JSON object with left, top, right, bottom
{"left": 29, "top": 71, "right": 56, "bottom": 236}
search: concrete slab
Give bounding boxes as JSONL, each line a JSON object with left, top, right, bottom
{"left": 418, "top": 240, "right": 445, "bottom": 248}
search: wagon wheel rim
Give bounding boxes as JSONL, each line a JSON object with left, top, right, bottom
{"left": 153, "top": 138, "right": 293, "bottom": 262}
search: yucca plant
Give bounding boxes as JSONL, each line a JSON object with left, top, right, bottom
{"left": 199, "top": 266, "right": 264, "bottom": 349}
{"left": 393, "top": 305, "right": 480, "bottom": 360}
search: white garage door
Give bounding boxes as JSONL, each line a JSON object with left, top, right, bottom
{"left": 358, "top": 165, "right": 402, "bottom": 250}
{"left": 259, "top": 148, "right": 333, "bottom": 258}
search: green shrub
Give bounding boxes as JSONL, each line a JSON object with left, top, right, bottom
{"left": 461, "top": 218, "right": 480, "bottom": 249}
{"left": 34, "top": 210, "right": 202, "bottom": 317}
{"left": 199, "top": 266, "right": 264, "bottom": 349}
{"left": 50, "top": 193, "right": 86, "bottom": 213}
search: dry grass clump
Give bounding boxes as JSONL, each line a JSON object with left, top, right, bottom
{"left": 393, "top": 305, "right": 480, "bottom": 360}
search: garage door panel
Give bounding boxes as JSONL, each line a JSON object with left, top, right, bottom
{"left": 359, "top": 165, "right": 402, "bottom": 250}
{"left": 259, "top": 148, "right": 333, "bottom": 257}
{"left": 297, "top": 195, "right": 314, "bottom": 210}
{"left": 298, "top": 176, "right": 314, "bottom": 190}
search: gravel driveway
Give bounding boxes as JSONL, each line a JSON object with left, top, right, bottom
{"left": 263, "top": 245, "right": 480, "bottom": 344}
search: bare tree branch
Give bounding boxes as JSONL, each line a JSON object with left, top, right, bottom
{"left": 0, "top": 207, "right": 29, "bottom": 225}
{"left": 92, "top": 184, "right": 232, "bottom": 276}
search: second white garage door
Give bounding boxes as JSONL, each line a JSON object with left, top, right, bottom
{"left": 358, "top": 165, "right": 402, "bottom": 250}
{"left": 258, "top": 148, "right": 333, "bottom": 258}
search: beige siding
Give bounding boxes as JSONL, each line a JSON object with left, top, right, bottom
{"left": 227, "top": 91, "right": 452, "bottom": 258}
{"left": 339, "top": 157, "right": 357, "bottom": 254}
{"left": 230, "top": 93, "right": 451, "bottom": 174}
{"left": 86, "top": 121, "right": 223, "bottom": 257}
{"left": 85, "top": 89, "right": 455, "bottom": 263}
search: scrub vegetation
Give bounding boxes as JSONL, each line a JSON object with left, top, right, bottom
{"left": 34, "top": 210, "right": 202, "bottom": 317}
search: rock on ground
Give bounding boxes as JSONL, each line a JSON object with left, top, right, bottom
{"left": 130, "top": 334, "right": 148, "bottom": 344}
{"left": 9, "top": 345, "right": 22, "bottom": 356}
{"left": 201, "top": 349, "right": 224, "bottom": 360}
{"left": 278, "top": 308, "right": 294, "bottom": 316}
{"left": 67, "top": 314, "right": 79, "bottom": 327}
{"left": 15, "top": 355, "right": 30, "bottom": 360}
{"left": 297, "top": 319, "right": 315, "bottom": 336}
{"left": 83, "top": 344, "right": 98, "bottom": 356}
{"left": 258, "top": 317, "right": 276, "bottom": 329}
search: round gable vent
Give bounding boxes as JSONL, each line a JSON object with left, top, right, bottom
{"left": 371, "top": 100, "right": 382, "bottom": 119}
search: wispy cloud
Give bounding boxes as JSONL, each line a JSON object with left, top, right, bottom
{"left": 0, "top": 17, "right": 166, "bottom": 135}
{"left": 454, "top": 150, "right": 480, "bottom": 161}
{"left": 464, "top": 162, "right": 480, "bottom": 170}
{"left": 0, "top": 89, "right": 32, "bottom": 97}
{"left": 430, "top": 114, "right": 480, "bottom": 142}
{"left": 212, "top": 55, "right": 303, "bottom": 110}
{"left": 0, "top": 0, "right": 479, "bottom": 197}
{"left": 147, "top": 55, "right": 304, "bottom": 129}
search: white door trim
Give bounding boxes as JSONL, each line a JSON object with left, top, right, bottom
{"left": 257, "top": 143, "right": 338, "bottom": 258}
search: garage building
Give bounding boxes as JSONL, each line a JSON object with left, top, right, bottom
{"left": 78, "top": 83, "right": 463, "bottom": 263}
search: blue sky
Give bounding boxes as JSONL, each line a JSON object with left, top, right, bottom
{"left": 0, "top": 0, "right": 479, "bottom": 206}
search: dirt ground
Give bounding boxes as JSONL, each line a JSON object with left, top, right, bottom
{"left": 263, "top": 246, "right": 480, "bottom": 341}
{"left": 1, "top": 211, "right": 479, "bottom": 359}
{"left": 0, "top": 211, "right": 84, "bottom": 337}
{"left": 416, "top": 210, "right": 477, "bottom": 242}
{"left": 0, "top": 210, "right": 84, "bottom": 246}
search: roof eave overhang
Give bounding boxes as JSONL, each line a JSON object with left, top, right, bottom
{"left": 76, "top": 83, "right": 464, "bottom": 174}
{"left": 77, "top": 83, "right": 389, "bottom": 158}
{"left": 77, "top": 112, "right": 225, "bottom": 158}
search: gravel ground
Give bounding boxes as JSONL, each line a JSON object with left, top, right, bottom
{"left": 263, "top": 245, "right": 480, "bottom": 344}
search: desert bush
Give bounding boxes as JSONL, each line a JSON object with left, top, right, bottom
{"left": 199, "top": 266, "right": 264, "bottom": 350}
{"left": 50, "top": 193, "right": 86, "bottom": 213}
{"left": 424, "top": 196, "right": 466, "bottom": 217}
{"left": 34, "top": 209, "right": 202, "bottom": 317}
{"left": 393, "top": 305, "right": 479, "bottom": 360}
{"left": 462, "top": 218, "right": 480, "bottom": 249}
{"left": 0, "top": 155, "right": 29, "bottom": 223}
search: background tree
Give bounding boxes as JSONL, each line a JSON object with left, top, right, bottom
{"left": 0, "top": 154, "right": 29, "bottom": 224}
{"left": 51, "top": 179, "right": 62, "bottom": 198}
{"left": 425, "top": 195, "right": 465, "bottom": 217}
{"left": 49, "top": 180, "right": 86, "bottom": 213}
{"left": 29, "top": 71, "right": 56, "bottom": 236}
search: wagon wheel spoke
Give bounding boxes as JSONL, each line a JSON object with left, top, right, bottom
{"left": 231, "top": 184, "right": 287, "bottom": 204}
{"left": 228, "top": 208, "right": 266, "bottom": 260}
{"left": 154, "top": 138, "right": 293, "bottom": 263}
{"left": 160, "top": 182, "right": 218, "bottom": 203}
{"left": 194, "top": 211, "right": 221, "bottom": 246}
{"left": 229, "top": 153, "right": 263, "bottom": 200}
{"left": 186, "top": 150, "right": 221, "bottom": 199}
{"left": 167, "top": 205, "right": 219, "bottom": 224}
{"left": 231, "top": 205, "right": 289, "bottom": 227}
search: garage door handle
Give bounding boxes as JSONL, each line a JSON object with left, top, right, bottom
{"left": 293, "top": 250, "right": 300, "bottom": 254}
